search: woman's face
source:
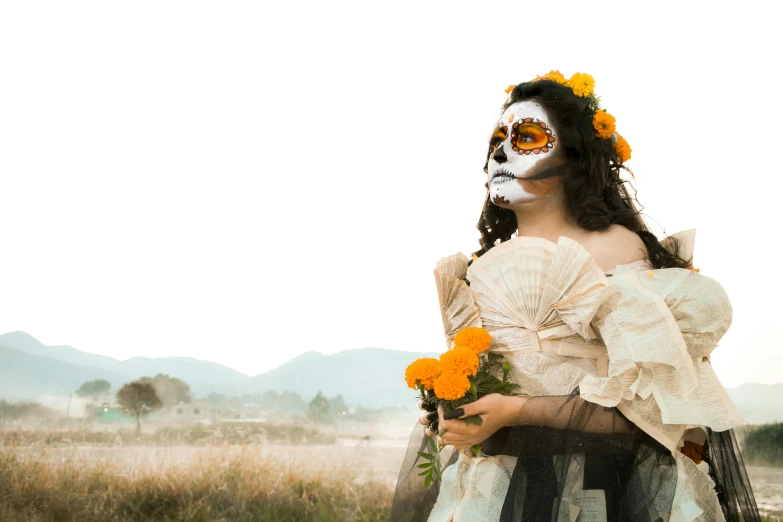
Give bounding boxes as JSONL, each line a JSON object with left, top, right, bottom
{"left": 486, "top": 100, "right": 566, "bottom": 208}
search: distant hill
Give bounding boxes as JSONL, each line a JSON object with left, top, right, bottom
{"left": 244, "top": 348, "right": 439, "bottom": 408}
{"left": 0, "top": 344, "right": 132, "bottom": 401}
{"left": 246, "top": 351, "right": 783, "bottom": 417}
{"left": 0, "top": 331, "right": 128, "bottom": 373}
{"left": 0, "top": 331, "right": 437, "bottom": 407}
{"left": 726, "top": 383, "right": 783, "bottom": 425}
{"left": 0, "top": 331, "right": 251, "bottom": 397}
{"left": 3, "top": 330, "right": 782, "bottom": 418}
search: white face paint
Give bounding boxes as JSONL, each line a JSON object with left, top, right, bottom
{"left": 486, "top": 101, "right": 559, "bottom": 206}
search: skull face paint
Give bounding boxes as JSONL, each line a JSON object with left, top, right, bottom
{"left": 487, "top": 101, "right": 561, "bottom": 206}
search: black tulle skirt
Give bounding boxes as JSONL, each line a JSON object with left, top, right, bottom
{"left": 390, "top": 393, "right": 760, "bottom": 522}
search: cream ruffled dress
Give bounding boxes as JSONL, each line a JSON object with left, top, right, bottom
{"left": 419, "top": 230, "right": 744, "bottom": 522}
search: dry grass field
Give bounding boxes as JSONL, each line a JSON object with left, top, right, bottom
{"left": 0, "top": 424, "right": 400, "bottom": 522}
{"left": 1, "top": 423, "right": 782, "bottom": 521}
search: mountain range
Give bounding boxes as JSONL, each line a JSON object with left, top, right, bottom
{"left": 1, "top": 331, "right": 782, "bottom": 421}
{"left": 0, "top": 331, "right": 436, "bottom": 408}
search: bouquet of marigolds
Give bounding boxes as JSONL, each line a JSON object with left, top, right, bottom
{"left": 404, "top": 326, "right": 519, "bottom": 486}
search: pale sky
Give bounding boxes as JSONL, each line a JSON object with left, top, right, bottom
{"left": 0, "top": 2, "right": 780, "bottom": 388}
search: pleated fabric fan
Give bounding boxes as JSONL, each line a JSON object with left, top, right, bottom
{"left": 466, "top": 236, "right": 611, "bottom": 351}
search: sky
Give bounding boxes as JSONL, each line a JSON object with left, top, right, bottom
{"left": 0, "top": 1, "right": 781, "bottom": 388}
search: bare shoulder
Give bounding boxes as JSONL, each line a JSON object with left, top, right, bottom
{"left": 579, "top": 225, "right": 649, "bottom": 272}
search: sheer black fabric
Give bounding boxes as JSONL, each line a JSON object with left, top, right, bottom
{"left": 390, "top": 419, "right": 459, "bottom": 522}
{"left": 391, "top": 391, "right": 677, "bottom": 521}
{"left": 390, "top": 390, "right": 757, "bottom": 522}
{"left": 495, "top": 392, "right": 678, "bottom": 521}
{"left": 704, "top": 428, "right": 760, "bottom": 522}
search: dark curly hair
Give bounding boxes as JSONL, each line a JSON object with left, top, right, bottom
{"left": 473, "top": 80, "right": 689, "bottom": 270}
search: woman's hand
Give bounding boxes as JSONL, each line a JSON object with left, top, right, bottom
{"left": 417, "top": 399, "right": 439, "bottom": 438}
{"left": 437, "top": 394, "right": 527, "bottom": 450}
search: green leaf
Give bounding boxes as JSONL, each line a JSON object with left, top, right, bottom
{"left": 417, "top": 463, "right": 432, "bottom": 469}
{"left": 418, "top": 469, "right": 430, "bottom": 476}
{"left": 428, "top": 436, "right": 437, "bottom": 453}
{"left": 463, "top": 415, "right": 483, "bottom": 427}
{"left": 417, "top": 451, "right": 435, "bottom": 460}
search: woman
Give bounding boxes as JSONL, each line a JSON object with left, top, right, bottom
{"left": 390, "top": 73, "right": 760, "bottom": 522}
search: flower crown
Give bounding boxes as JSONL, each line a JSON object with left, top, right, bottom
{"left": 505, "top": 71, "right": 631, "bottom": 164}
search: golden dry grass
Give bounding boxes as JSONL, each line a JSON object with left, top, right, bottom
{"left": 5, "top": 425, "right": 781, "bottom": 521}
{"left": 0, "top": 422, "right": 335, "bottom": 447}
{"left": 0, "top": 430, "right": 397, "bottom": 522}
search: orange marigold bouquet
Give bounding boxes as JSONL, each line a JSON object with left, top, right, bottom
{"left": 404, "top": 326, "right": 519, "bottom": 485}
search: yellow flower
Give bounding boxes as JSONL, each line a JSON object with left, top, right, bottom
{"left": 614, "top": 133, "right": 632, "bottom": 163}
{"left": 592, "top": 111, "right": 616, "bottom": 139}
{"left": 405, "top": 357, "right": 440, "bottom": 390}
{"left": 536, "top": 70, "right": 567, "bottom": 85}
{"left": 453, "top": 327, "right": 492, "bottom": 355}
{"left": 505, "top": 84, "right": 516, "bottom": 95}
{"left": 439, "top": 346, "right": 479, "bottom": 378}
{"left": 433, "top": 372, "right": 471, "bottom": 401}
{"left": 568, "top": 72, "right": 595, "bottom": 97}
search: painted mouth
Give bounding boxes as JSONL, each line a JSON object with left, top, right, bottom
{"left": 491, "top": 167, "right": 516, "bottom": 183}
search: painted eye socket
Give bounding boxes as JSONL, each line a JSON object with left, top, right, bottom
{"left": 489, "top": 126, "right": 508, "bottom": 151}
{"left": 511, "top": 119, "right": 556, "bottom": 155}
{"left": 513, "top": 124, "right": 547, "bottom": 149}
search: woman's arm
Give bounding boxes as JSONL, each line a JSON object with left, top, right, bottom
{"left": 513, "top": 393, "right": 636, "bottom": 433}
{"left": 437, "top": 392, "right": 637, "bottom": 450}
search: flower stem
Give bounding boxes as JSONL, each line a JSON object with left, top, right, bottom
{"left": 471, "top": 444, "right": 482, "bottom": 458}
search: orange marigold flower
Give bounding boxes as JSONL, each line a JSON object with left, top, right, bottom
{"left": 541, "top": 71, "right": 568, "bottom": 85}
{"left": 536, "top": 70, "right": 567, "bottom": 85}
{"left": 453, "top": 327, "right": 492, "bottom": 355}
{"left": 614, "top": 133, "right": 632, "bottom": 163}
{"left": 433, "top": 371, "right": 471, "bottom": 401}
{"left": 568, "top": 72, "right": 595, "bottom": 97}
{"left": 439, "top": 346, "right": 479, "bottom": 378}
{"left": 404, "top": 357, "right": 440, "bottom": 390}
{"left": 592, "top": 111, "right": 616, "bottom": 139}
{"left": 505, "top": 84, "right": 516, "bottom": 95}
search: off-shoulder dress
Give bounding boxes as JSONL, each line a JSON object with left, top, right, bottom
{"left": 390, "top": 232, "right": 760, "bottom": 522}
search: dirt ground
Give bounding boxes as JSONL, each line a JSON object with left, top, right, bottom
{"left": 746, "top": 466, "right": 783, "bottom": 517}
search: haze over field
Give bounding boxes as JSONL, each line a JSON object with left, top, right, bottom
{"left": 0, "top": 2, "right": 781, "bottom": 391}
{"left": 3, "top": 331, "right": 783, "bottom": 424}
{"left": 0, "top": 2, "right": 781, "bottom": 521}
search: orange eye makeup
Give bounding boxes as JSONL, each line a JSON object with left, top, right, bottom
{"left": 489, "top": 125, "right": 508, "bottom": 152}
{"left": 510, "top": 118, "right": 556, "bottom": 155}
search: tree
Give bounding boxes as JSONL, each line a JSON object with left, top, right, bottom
{"left": 259, "top": 390, "right": 307, "bottom": 415}
{"left": 137, "top": 374, "right": 191, "bottom": 408}
{"left": 0, "top": 400, "right": 10, "bottom": 426}
{"left": 307, "top": 391, "right": 330, "bottom": 423}
{"left": 260, "top": 390, "right": 280, "bottom": 411}
{"left": 329, "top": 394, "right": 348, "bottom": 416}
{"left": 0, "top": 400, "right": 56, "bottom": 425}
{"left": 279, "top": 391, "right": 307, "bottom": 414}
{"left": 75, "top": 379, "right": 112, "bottom": 404}
{"left": 116, "top": 381, "right": 163, "bottom": 435}
{"left": 203, "top": 392, "right": 230, "bottom": 409}
{"left": 744, "top": 423, "right": 783, "bottom": 467}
